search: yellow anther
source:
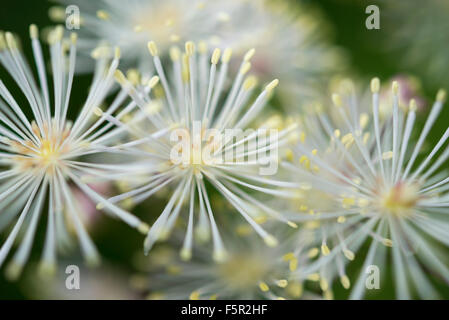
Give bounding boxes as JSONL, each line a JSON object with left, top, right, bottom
{"left": 277, "top": 280, "right": 288, "bottom": 288}
{"left": 321, "top": 244, "right": 330, "bottom": 256}
{"left": 437, "top": 89, "right": 446, "bottom": 102}
{"left": 342, "top": 197, "right": 355, "bottom": 208}
{"left": 30, "top": 24, "right": 38, "bottom": 39}
{"left": 287, "top": 221, "right": 298, "bottom": 228}
{"left": 265, "top": 79, "right": 279, "bottom": 92}
{"left": 133, "top": 25, "right": 143, "bottom": 33}
{"left": 170, "top": 46, "right": 181, "bottom": 61}
{"left": 359, "top": 113, "right": 369, "bottom": 129}
{"left": 96, "top": 10, "right": 109, "bottom": 20}
{"left": 307, "top": 248, "right": 319, "bottom": 258}
{"left": 70, "top": 32, "right": 78, "bottom": 44}
{"left": 114, "top": 70, "right": 127, "bottom": 86}
{"left": 126, "top": 69, "right": 140, "bottom": 86}
{"left": 222, "top": 48, "right": 232, "bottom": 63}
{"left": 334, "top": 129, "right": 341, "bottom": 138}
{"left": 258, "top": 281, "right": 269, "bottom": 292}
{"left": 240, "top": 62, "right": 251, "bottom": 75}
{"left": 337, "top": 216, "right": 346, "bottom": 223}
{"left": 324, "top": 290, "right": 334, "bottom": 300}
{"left": 243, "top": 75, "right": 257, "bottom": 91}
{"left": 147, "top": 41, "right": 158, "bottom": 56}
{"left": 93, "top": 107, "right": 103, "bottom": 117}
{"left": 409, "top": 99, "right": 417, "bottom": 112}
{"left": 137, "top": 222, "right": 149, "bottom": 234}
{"left": 180, "top": 248, "right": 192, "bottom": 261}
{"left": 287, "top": 282, "right": 303, "bottom": 298}
{"left": 332, "top": 93, "right": 343, "bottom": 107}
{"left": 307, "top": 273, "right": 320, "bottom": 281}
{"left": 320, "top": 278, "right": 329, "bottom": 291}
{"left": 382, "top": 151, "right": 393, "bottom": 160}
{"left": 341, "top": 275, "right": 351, "bottom": 289}
{"left": 189, "top": 291, "right": 200, "bottom": 300}
{"left": 370, "top": 77, "right": 380, "bottom": 93}
{"left": 264, "top": 235, "right": 278, "bottom": 247}
{"left": 282, "top": 252, "right": 295, "bottom": 261}
{"left": 392, "top": 81, "right": 399, "bottom": 95}
{"left": 5, "top": 32, "right": 17, "bottom": 49}
{"left": 211, "top": 48, "right": 221, "bottom": 64}
{"left": 382, "top": 238, "right": 393, "bottom": 247}
{"left": 114, "top": 46, "right": 120, "bottom": 59}
{"left": 244, "top": 48, "right": 256, "bottom": 61}
{"left": 198, "top": 41, "right": 207, "bottom": 54}
{"left": 185, "top": 41, "right": 195, "bottom": 56}
{"left": 148, "top": 76, "right": 160, "bottom": 88}
{"left": 343, "top": 249, "right": 355, "bottom": 261}
{"left": 289, "top": 258, "right": 298, "bottom": 271}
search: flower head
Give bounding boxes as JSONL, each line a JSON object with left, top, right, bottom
{"left": 284, "top": 78, "right": 449, "bottom": 298}
{"left": 100, "top": 40, "right": 300, "bottom": 261}
{"left": 0, "top": 25, "right": 148, "bottom": 279}
{"left": 132, "top": 231, "right": 320, "bottom": 300}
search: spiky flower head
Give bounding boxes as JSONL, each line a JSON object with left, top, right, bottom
{"left": 0, "top": 25, "right": 148, "bottom": 279}
{"left": 50, "top": 0, "right": 344, "bottom": 106}
{"left": 284, "top": 78, "right": 449, "bottom": 299}
{"left": 98, "top": 40, "right": 300, "bottom": 262}
{"left": 132, "top": 230, "right": 321, "bottom": 300}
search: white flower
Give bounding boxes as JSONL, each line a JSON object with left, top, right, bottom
{"left": 98, "top": 40, "right": 300, "bottom": 261}
{"left": 283, "top": 78, "right": 449, "bottom": 299}
{"left": 51, "top": 0, "right": 343, "bottom": 105}
{"left": 0, "top": 25, "right": 148, "bottom": 279}
{"left": 133, "top": 231, "right": 320, "bottom": 300}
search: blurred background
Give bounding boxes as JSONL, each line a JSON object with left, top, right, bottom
{"left": 1, "top": 0, "right": 449, "bottom": 299}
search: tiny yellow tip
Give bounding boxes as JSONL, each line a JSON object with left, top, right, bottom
{"left": 341, "top": 275, "right": 351, "bottom": 289}
{"left": 259, "top": 281, "right": 269, "bottom": 292}
{"left": 437, "top": 89, "right": 447, "bottom": 103}
{"left": 265, "top": 79, "right": 279, "bottom": 92}
{"left": 114, "top": 46, "right": 121, "bottom": 59}
{"left": 371, "top": 77, "right": 380, "bottom": 93}
{"left": 148, "top": 76, "right": 160, "bottom": 88}
{"left": 93, "top": 107, "right": 103, "bottom": 117}
{"left": 287, "top": 221, "right": 298, "bottom": 228}
{"left": 70, "top": 32, "right": 77, "bottom": 44}
{"left": 138, "top": 223, "right": 150, "bottom": 234}
{"left": 244, "top": 48, "right": 256, "bottom": 62}
{"left": 392, "top": 81, "right": 399, "bottom": 95}
{"left": 211, "top": 48, "right": 221, "bottom": 65}
{"left": 170, "top": 46, "right": 181, "bottom": 61}
{"left": 409, "top": 99, "right": 417, "bottom": 112}
{"left": 332, "top": 93, "right": 343, "bottom": 107}
{"left": 383, "top": 238, "right": 393, "bottom": 247}
{"left": 243, "top": 75, "right": 258, "bottom": 91}
{"left": 240, "top": 61, "right": 251, "bottom": 75}
{"left": 96, "top": 10, "right": 109, "bottom": 20}
{"left": 185, "top": 41, "right": 195, "bottom": 56}
{"left": 222, "top": 48, "right": 232, "bottom": 63}
{"left": 114, "top": 70, "right": 127, "bottom": 85}
{"left": 30, "top": 24, "right": 38, "bottom": 39}
{"left": 147, "top": 41, "right": 158, "bottom": 56}
{"left": 264, "top": 234, "right": 278, "bottom": 247}
{"left": 321, "top": 244, "right": 330, "bottom": 256}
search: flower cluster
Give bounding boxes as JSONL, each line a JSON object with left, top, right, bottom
{"left": 0, "top": 0, "right": 448, "bottom": 301}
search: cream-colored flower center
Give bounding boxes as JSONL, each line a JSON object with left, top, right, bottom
{"left": 217, "top": 254, "right": 269, "bottom": 291}
{"left": 378, "top": 182, "right": 419, "bottom": 217}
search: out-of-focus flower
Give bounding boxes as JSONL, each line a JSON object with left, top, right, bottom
{"left": 385, "top": 0, "right": 449, "bottom": 87}
{"left": 283, "top": 78, "right": 449, "bottom": 299}
{"left": 0, "top": 26, "right": 149, "bottom": 280}
{"left": 131, "top": 231, "right": 321, "bottom": 300}
{"left": 50, "top": 0, "right": 345, "bottom": 105}
{"left": 96, "top": 40, "right": 300, "bottom": 261}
